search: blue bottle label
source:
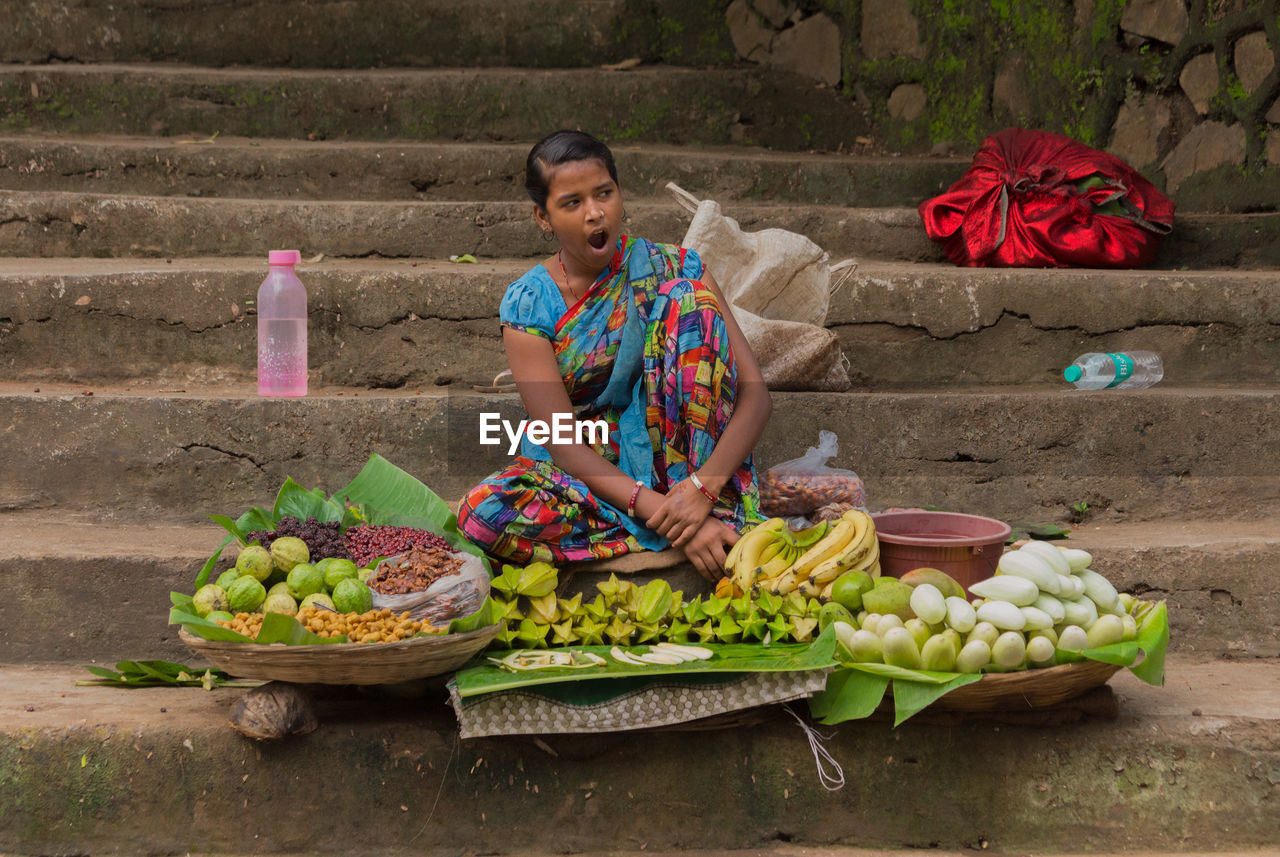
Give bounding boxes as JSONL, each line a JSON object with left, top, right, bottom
{"left": 1105, "top": 352, "right": 1135, "bottom": 388}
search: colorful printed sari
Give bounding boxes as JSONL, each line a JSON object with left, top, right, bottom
{"left": 458, "top": 235, "right": 762, "bottom": 564}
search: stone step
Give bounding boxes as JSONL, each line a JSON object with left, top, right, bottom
{"left": 3, "top": 191, "right": 1277, "bottom": 267}
{"left": 0, "top": 135, "right": 967, "bottom": 207}
{"left": 3, "top": 258, "right": 1278, "bottom": 389}
{"left": 1, "top": 658, "right": 1277, "bottom": 854}
{"left": 1, "top": 0, "right": 733, "bottom": 69}
{"left": 3, "top": 513, "right": 1273, "bottom": 664}
{"left": 0, "top": 63, "right": 868, "bottom": 150}
{"left": 2, "top": 383, "right": 1276, "bottom": 524}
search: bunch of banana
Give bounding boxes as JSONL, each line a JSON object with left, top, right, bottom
{"left": 800, "top": 509, "right": 880, "bottom": 600}
{"left": 723, "top": 510, "right": 880, "bottom": 598}
{"left": 724, "top": 517, "right": 828, "bottom": 595}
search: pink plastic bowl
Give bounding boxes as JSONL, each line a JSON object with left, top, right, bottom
{"left": 871, "top": 510, "right": 1012, "bottom": 589}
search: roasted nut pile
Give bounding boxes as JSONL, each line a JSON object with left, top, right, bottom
{"left": 219, "top": 612, "right": 265, "bottom": 639}
{"left": 760, "top": 472, "right": 867, "bottom": 516}
{"left": 367, "top": 545, "right": 463, "bottom": 595}
{"left": 296, "top": 606, "right": 439, "bottom": 642}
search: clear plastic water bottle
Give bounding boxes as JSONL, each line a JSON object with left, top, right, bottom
{"left": 1063, "top": 351, "right": 1163, "bottom": 390}
{"left": 257, "top": 250, "right": 308, "bottom": 397}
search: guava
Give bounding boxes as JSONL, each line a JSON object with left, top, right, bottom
{"left": 287, "top": 562, "right": 325, "bottom": 600}
{"left": 226, "top": 576, "right": 266, "bottom": 613}
{"left": 235, "top": 545, "right": 273, "bottom": 582}
{"left": 192, "top": 584, "right": 229, "bottom": 617}
{"left": 332, "top": 578, "right": 373, "bottom": 614}
{"left": 358, "top": 567, "right": 376, "bottom": 584}
{"left": 214, "top": 569, "right": 240, "bottom": 590}
{"left": 300, "top": 593, "right": 335, "bottom": 611}
{"left": 262, "top": 591, "right": 298, "bottom": 616}
{"left": 267, "top": 581, "right": 292, "bottom": 599}
{"left": 320, "top": 558, "right": 359, "bottom": 592}
{"left": 269, "top": 536, "right": 310, "bottom": 574}
{"left": 207, "top": 610, "right": 234, "bottom": 624}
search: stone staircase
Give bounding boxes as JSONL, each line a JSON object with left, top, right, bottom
{"left": 2, "top": 2, "right": 1278, "bottom": 854}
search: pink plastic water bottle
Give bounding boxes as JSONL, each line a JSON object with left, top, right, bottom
{"left": 257, "top": 250, "right": 308, "bottom": 396}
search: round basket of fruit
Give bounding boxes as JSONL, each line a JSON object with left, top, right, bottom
{"left": 170, "top": 456, "right": 500, "bottom": 685}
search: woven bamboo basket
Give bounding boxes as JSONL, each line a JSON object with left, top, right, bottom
{"left": 180, "top": 624, "right": 500, "bottom": 685}
{"left": 924, "top": 659, "right": 1122, "bottom": 712}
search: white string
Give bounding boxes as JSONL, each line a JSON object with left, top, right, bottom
{"left": 784, "top": 705, "right": 845, "bottom": 791}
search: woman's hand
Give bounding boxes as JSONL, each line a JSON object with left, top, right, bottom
{"left": 645, "top": 478, "right": 713, "bottom": 547}
{"left": 680, "top": 517, "right": 740, "bottom": 582}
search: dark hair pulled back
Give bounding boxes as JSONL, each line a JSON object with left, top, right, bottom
{"left": 525, "top": 130, "right": 618, "bottom": 211}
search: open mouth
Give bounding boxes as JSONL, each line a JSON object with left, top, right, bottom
{"left": 587, "top": 229, "right": 609, "bottom": 250}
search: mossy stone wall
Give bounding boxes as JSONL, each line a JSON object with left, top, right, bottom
{"left": 724, "top": 0, "right": 1280, "bottom": 209}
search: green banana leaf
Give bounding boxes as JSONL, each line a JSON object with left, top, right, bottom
{"left": 809, "top": 601, "right": 1170, "bottom": 725}
{"left": 454, "top": 626, "right": 838, "bottom": 698}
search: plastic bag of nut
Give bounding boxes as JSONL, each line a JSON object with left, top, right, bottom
{"left": 759, "top": 430, "right": 867, "bottom": 517}
{"left": 367, "top": 545, "right": 491, "bottom": 626}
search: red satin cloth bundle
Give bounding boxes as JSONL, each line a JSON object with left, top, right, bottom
{"left": 919, "top": 128, "right": 1175, "bottom": 268}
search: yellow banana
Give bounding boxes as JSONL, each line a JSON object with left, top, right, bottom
{"left": 751, "top": 543, "right": 795, "bottom": 584}
{"left": 806, "top": 514, "right": 876, "bottom": 585}
{"left": 819, "top": 579, "right": 837, "bottom": 601}
{"left": 810, "top": 532, "right": 880, "bottom": 586}
{"left": 764, "top": 566, "right": 803, "bottom": 595}
{"left": 727, "top": 518, "right": 786, "bottom": 586}
{"left": 791, "top": 517, "right": 857, "bottom": 577}
{"left": 797, "top": 576, "right": 823, "bottom": 599}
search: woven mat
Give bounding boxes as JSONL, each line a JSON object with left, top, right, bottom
{"left": 448, "top": 669, "right": 830, "bottom": 738}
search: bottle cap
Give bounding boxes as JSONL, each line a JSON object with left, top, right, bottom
{"left": 1063, "top": 366, "right": 1083, "bottom": 383}
{"left": 268, "top": 250, "right": 301, "bottom": 266}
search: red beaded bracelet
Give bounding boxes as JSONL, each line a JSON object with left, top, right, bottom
{"left": 689, "top": 471, "right": 718, "bottom": 503}
{"left": 626, "top": 480, "right": 644, "bottom": 517}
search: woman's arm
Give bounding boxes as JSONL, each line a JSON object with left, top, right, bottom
{"left": 644, "top": 270, "right": 772, "bottom": 548}
{"left": 691, "top": 270, "right": 772, "bottom": 495}
{"left": 502, "top": 326, "right": 664, "bottom": 516}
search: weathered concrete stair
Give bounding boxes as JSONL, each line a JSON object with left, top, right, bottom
{"left": 3, "top": 384, "right": 1276, "bottom": 523}
{"left": 4, "top": 190, "right": 1279, "bottom": 267}
{"left": 0, "top": 135, "right": 968, "bottom": 206}
{"left": 2, "top": 0, "right": 737, "bottom": 69}
{"left": 0, "top": 62, "right": 869, "bottom": 150}
{"left": 4, "top": 258, "right": 1279, "bottom": 389}
{"left": 4, "top": 513, "right": 1275, "bottom": 664}
{"left": 2, "top": 659, "right": 1277, "bottom": 855}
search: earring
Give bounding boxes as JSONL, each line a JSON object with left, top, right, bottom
{"left": 541, "top": 230, "right": 554, "bottom": 243}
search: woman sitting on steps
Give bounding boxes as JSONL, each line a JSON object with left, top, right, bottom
{"left": 458, "top": 130, "right": 771, "bottom": 581}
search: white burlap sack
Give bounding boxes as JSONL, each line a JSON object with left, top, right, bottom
{"left": 667, "top": 183, "right": 855, "bottom": 392}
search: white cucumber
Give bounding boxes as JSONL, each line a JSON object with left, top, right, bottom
{"left": 1057, "top": 547, "right": 1093, "bottom": 573}
{"left": 956, "top": 639, "right": 992, "bottom": 674}
{"left": 1020, "top": 606, "right": 1054, "bottom": 631}
{"left": 997, "top": 550, "right": 1061, "bottom": 594}
{"left": 944, "top": 596, "right": 977, "bottom": 633}
{"left": 1061, "top": 596, "right": 1099, "bottom": 629}
{"left": 970, "top": 575, "right": 1039, "bottom": 607}
{"left": 1026, "top": 635, "right": 1056, "bottom": 664}
{"left": 1018, "top": 541, "right": 1071, "bottom": 577}
{"left": 966, "top": 621, "right": 1000, "bottom": 648}
{"left": 975, "top": 600, "right": 1027, "bottom": 631}
{"left": 875, "top": 613, "right": 904, "bottom": 636}
{"left": 1032, "top": 593, "right": 1066, "bottom": 623}
{"left": 1057, "top": 624, "right": 1088, "bottom": 651}
{"left": 1121, "top": 614, "right": 1138, "bottom": 641}
{"left": 1077, "top": 569, "right": 1120, "bottom": 612}
{"left": 1057, "top": 574, "right": 1086, "bottom": 599}
{"left": 991, "top": 631, "right": 1027, "bottom": 667}
{"left": 1086, "top": 613, "right": 1125, "bottom": 648}
{"left": 832, "top": 620, "right": 858, "bottom": 657}
{"left": 909, "top": 583, "right": 948, "bottom": 625}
